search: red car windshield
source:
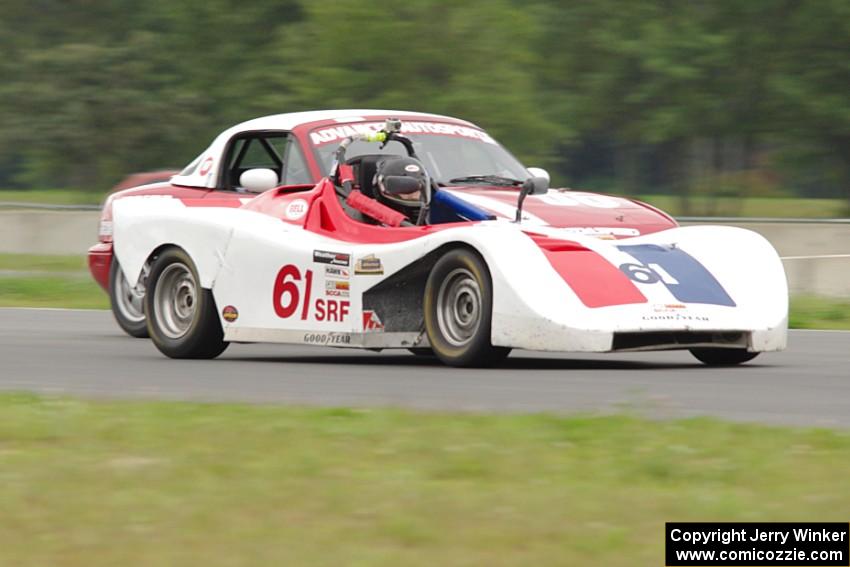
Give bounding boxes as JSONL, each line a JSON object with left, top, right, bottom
{"left": 308, "top": 121, "right": 530, "bottom": 185}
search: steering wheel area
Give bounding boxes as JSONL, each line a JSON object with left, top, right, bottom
{"left": 331, "top": 119, "right": 435, "bottom": 226}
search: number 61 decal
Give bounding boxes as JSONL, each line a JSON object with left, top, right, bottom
{"left": 619, "top": 262, "right": 679, "bottom": 285}
{"left": 616, "top": 244, "right": 736, "bottom": 307}
{"left": 273, "top": 264, "right": 350, "bottom": 322}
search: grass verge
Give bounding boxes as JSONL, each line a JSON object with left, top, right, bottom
{"left": 0, "top": 188, "right": 105, "bottom": 206}
{"left": 1, "top": 394, "right": 848, "bottom": 566}
{"left": 635, "top": 195, "right": 846, "bottom": 218}
{"left": 0, "top": 276, "right": 108, "bottom": 309}
{"left": 790, "top": 295, "right": 850, "bottom": 330}
{"left": 0, "top": 254, "right": 108, "bottom": 309}
{"left": 0, "top": 253, "right": 89, "bottom": 272}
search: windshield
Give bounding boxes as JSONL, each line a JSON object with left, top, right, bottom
{"left": 309, "top": 121, "right": 529, "bottom": 185}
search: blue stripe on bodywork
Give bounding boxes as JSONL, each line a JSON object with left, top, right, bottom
{"left": 617, "top": 244, "right": 736, "bottom": 306}
{"left": 430, "top": 190, "right": 496, "bottom": 223}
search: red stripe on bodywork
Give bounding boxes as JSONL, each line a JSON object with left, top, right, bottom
{"left": 541, "top": 247, "right": 647, "bottom": 308}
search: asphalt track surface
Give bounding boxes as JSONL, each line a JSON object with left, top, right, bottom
{"left": 1, "top": 308, "right": 848, "bottom": 427}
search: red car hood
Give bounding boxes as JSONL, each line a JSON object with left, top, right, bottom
{"left": 444, "top": 186, "right": 677, "bottom": 237}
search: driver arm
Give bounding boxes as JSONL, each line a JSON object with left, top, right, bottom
{"left": 346, "top": 190, "right": 411, "bottom": 227}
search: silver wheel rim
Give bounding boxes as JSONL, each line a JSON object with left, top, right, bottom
{"left": 153, "top": 262, "right": 197, "bottom": 339}
{"left": 436, "top": 268, "right": 482, "bottom": 347}
{"left": 114, "top": 263, "right": 147, "bottom": 323}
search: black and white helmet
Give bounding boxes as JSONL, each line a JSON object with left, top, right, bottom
{"left": 374, "top": 156, "right": 428, "bottom": 216}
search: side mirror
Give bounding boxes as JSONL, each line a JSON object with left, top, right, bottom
{"left": 380, "top": 175, "right": 423, "bottom": 196}
{"left": 526, "top": 167, "right": 550, "bottom": 183}
{"left": 515, "top": 176, "right": 549, "bottom": 222}
{"left": 523, "top": 176, "right": 549, "bottom": 195}
{"left": 239, "top": 168, "right": 278, "bottom": 193}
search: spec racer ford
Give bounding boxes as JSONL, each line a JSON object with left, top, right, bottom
{"left": 88, "top": 109, "right": 787, "bottom": 367}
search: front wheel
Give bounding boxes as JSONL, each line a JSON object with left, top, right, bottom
{"left": 145, "top": 248, "right": 228, "bottom": 359}
{"left": 424, "top": 248, "right": 510, "bottom": 367}
{"left": 109, "top": 259, "right": 149, "bottom": 338}
{"left": 690, "top": 348, "right": 759, "bottom": 366}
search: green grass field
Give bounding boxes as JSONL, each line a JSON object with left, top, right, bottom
{"left": 1, "top": 253, "right": 849, "bottom": 328}
{"left": 635, "top": 195, "right": 847, "bottom": 218}
{"left": 789, "top": 296, "right": 850, "bottom": 330}
{"left": 0, "top": 253, "right": 89, "bottom": 272}
{"left": 0, "top": 254, "right": 108, "bottom": 309}
{"left": 0, "top": 276, "right": 109, "bottom": 309}
{"left": 0, "top": 393, "right": 848, "bottom": 566}
{"left": 0, "top": 189, "right": 105, "bottom": 206}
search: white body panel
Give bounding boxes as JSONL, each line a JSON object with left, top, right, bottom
{"left": 112, "top": 197, "right": 788, "bottom": 354}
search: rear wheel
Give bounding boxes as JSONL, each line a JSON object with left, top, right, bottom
{"left": 145, "top": 248, "right": 228, "bottom": 359}
{"left": 424, "top": 248, "right": 510, "bottom": 367}
{"left": 109, "top": 258, "right": 148, "bottom": 338}
{"left": 690, "top": 348, "right": 759, "bottom": 366}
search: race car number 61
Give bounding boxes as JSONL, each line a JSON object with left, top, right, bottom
{"left": 273, "top": 264, "right": 312, "bottom": 319}
{"left": 273, "top": 264, "right": 350, "bottom": 322}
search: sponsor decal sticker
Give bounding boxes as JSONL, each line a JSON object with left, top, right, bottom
{"left": 313, "top": 250, "right": 351, "bottom": 266}
{"left": 303, "top": 332, "right": 351, "bottom": 345}
{"left": 284, "top": 198, "right": 309, "bottom": 220}
{"left": 222, "top": 305, "right": 239, "bottom": 322}
{"left": 199, "top": 157, "right": 214, "bottom": 176}
{"left": 538, "top": 191, "right": 623, "bottom": 209}
{"left": 324, "top": 266, "right": 350, "bottom": 278}
{"left": 653, "top": 303, "right": 687, "bottom": 312}
{"left": 642, "top": 313, "right": 709, "bottom": 322}
{"left": 325, "top": 279, "right": 350, "bottom": 297}
{"left": 562, "top": 226, "right": 640, "bottom": 237}
{"left": 363, "top": 310, "right": 384, "bottom": 332}
{"left": 309, "top": 121, "right": 496, "bottom": 146}
{"left": 355, "top": 254, "right": 384, "bottom": 275}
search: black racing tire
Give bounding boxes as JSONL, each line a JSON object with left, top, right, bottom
{"left": 408, "top": 347, "right": 435, "bottom": 357}
{"left": 690, "top": 348, "right": 759, "bottom": 366}
{"left": 424, "top": 248, "right": 511, "bottom": 367}
{"left": 144, "top": 248, "right": 228, "bottom": 359}
{"left": 109, "top": 258, "right": 149, "bottom": 338}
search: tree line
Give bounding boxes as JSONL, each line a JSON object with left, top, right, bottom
{"left": 0, "top": 0, "right": 847, "bottom": 209}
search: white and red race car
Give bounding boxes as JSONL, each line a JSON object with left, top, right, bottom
{"left": 89, "top": 109, "right": 787, "bottom": 367}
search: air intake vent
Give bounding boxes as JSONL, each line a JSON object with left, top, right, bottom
{"left": 612, "top": 331, "right": 747, "bottom": 352}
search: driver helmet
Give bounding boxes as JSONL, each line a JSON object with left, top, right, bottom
{"left": 374, "top": 156, "right": 428, "bottom": 217}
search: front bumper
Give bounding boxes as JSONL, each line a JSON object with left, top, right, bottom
{"left": 492, "top": 308, "right": 788, "bottom": 354}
